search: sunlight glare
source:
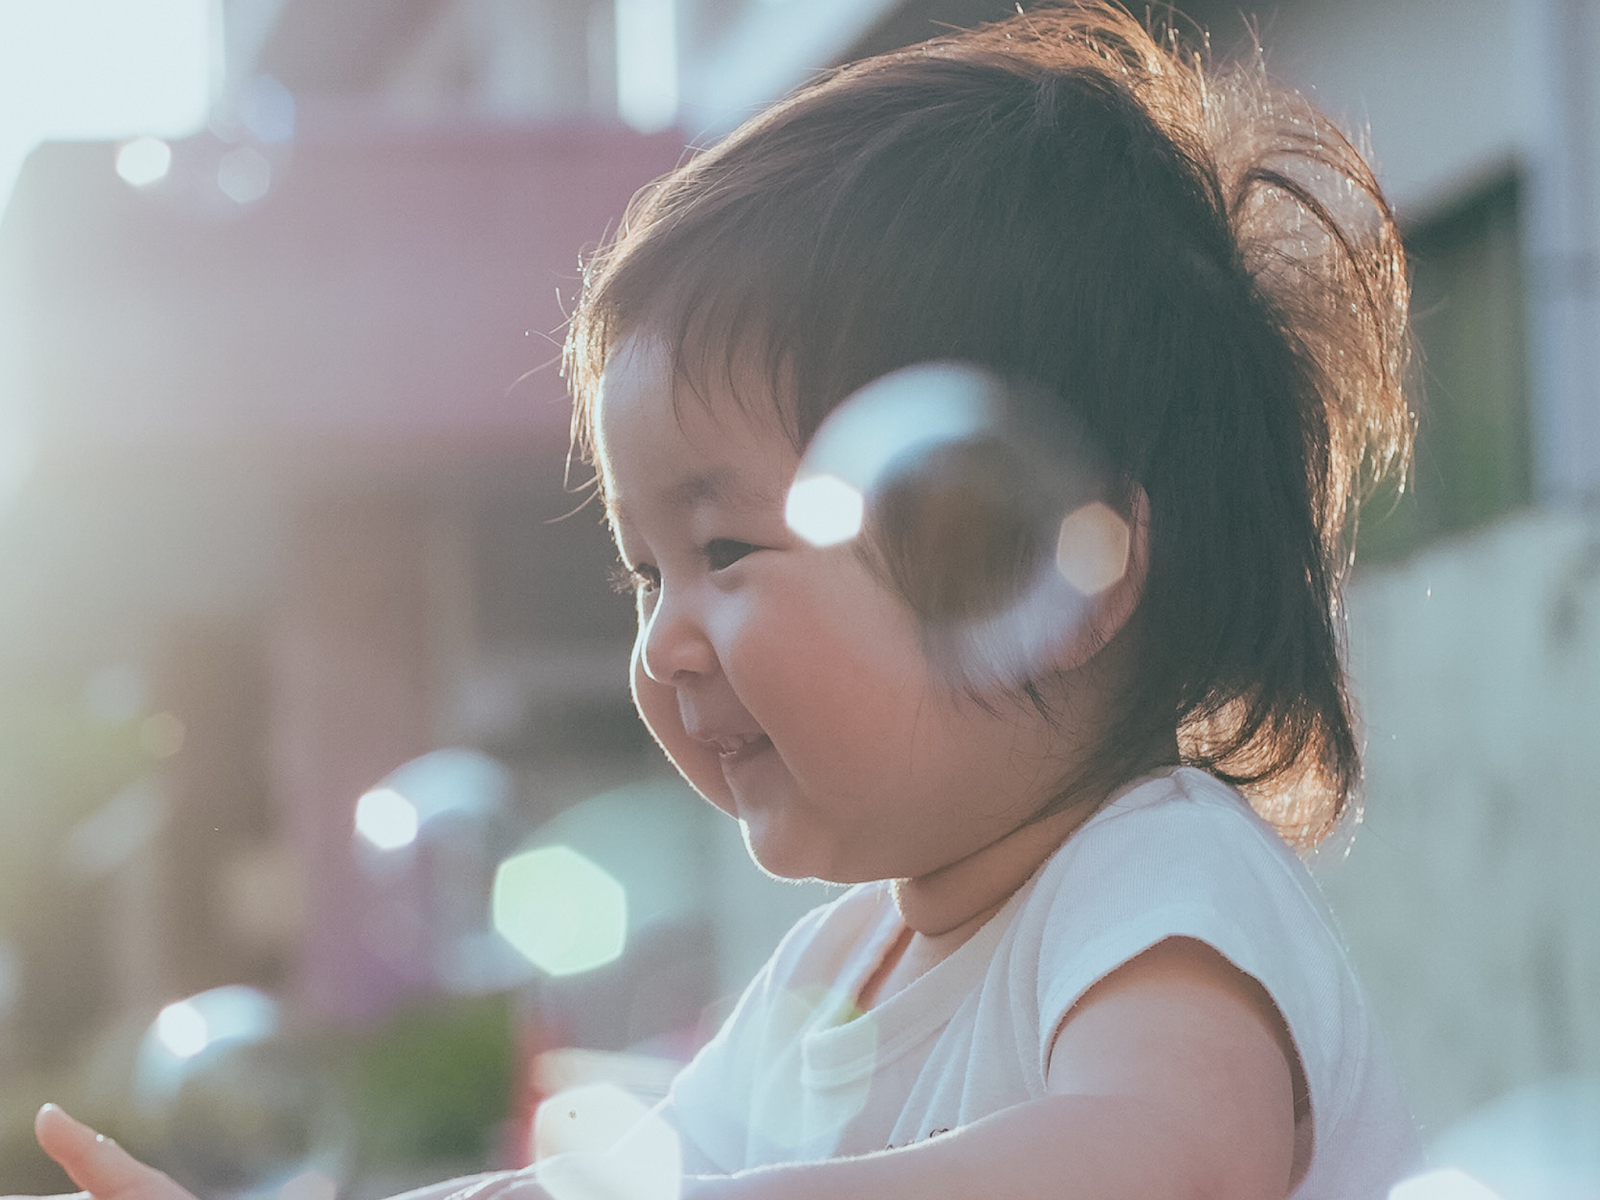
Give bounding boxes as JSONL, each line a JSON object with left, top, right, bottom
{"left": 355, "top": 787, "right": 419, "bottom": 851}
{"left": 0, "top": 0, "right": 211, "bottom": 205}
{"left": 785, "top": 473, "right": 864, "bottom": 547}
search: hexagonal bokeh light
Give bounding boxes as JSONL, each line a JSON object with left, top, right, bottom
{"left": 493, "top": 845, "right": 627, "bottom": 977}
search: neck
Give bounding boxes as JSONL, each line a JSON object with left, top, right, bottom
{"left": 890, "top": 628, "right": 1180, "bottom": 941}
{"left": 891, "top": 799, "right": 1098, "bottom": 938}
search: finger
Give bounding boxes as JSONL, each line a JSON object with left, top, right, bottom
{"left": 33, "top": 1107, "right": 171, "bottom": 1199}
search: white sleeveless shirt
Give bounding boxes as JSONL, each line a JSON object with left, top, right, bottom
{"left": 665, "top": 767, "right": 1422, "bottom": 1197}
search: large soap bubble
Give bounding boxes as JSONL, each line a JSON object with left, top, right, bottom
{"left": 131, "top": 986, "right": 347, "bottom": 1199}
{"left": 788, "top": 362, "right": 1128, "bottom": 690}
{"left": 352, "top": 748, "right": 533, "bottom": 994}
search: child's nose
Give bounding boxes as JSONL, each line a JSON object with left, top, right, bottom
{"left": 637, "top": 592, "right": 717, "bottom": 683}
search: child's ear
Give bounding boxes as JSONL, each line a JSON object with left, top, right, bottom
{"left": 1052, "top": 485, "right": 1151, "bottom": 674}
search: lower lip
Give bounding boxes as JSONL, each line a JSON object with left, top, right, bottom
{"left": 718, "top": 735, "right": 773, "bottom": 766}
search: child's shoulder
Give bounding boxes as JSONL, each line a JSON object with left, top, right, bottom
{"left": 1021, "top": 766, "right": 1355, "bottom": 1006}
{"left": 1067, "top": 766, "right": 1315, "bottom": 881}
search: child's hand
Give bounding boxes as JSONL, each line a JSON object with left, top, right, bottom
{"left": 3, "top": 1105, "right": 195, "bottom": 1200}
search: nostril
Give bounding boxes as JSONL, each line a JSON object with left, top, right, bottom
{"left": 637, "top": 606, "right": 714, "bottom": 683}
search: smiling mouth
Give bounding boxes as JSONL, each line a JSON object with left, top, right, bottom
{"left": 707, "top": 733, "right": 772, "bottom": 762}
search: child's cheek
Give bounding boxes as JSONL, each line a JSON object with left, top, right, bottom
{"left": 628, "top": 643, "right": 736, "bottom": 815}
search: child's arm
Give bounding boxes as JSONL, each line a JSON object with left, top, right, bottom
{"left": 689, "top": 937, "right": 1299, "bottom": 1200}
{"left": 7, "top": 1106, "right": 532, "bottom": 1200}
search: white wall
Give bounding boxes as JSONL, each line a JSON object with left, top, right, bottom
{"left": 1325, "top": 509, "right": 1600, "bottom": 1136}
{"left": 1228, "top": 0, "right": 1527, "bottom": 217}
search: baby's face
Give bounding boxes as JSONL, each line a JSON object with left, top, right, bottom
{"left": 594, "top": 334, "right": 1073, "bottom": 886}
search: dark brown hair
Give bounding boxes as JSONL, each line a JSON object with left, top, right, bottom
{"left": 565, "top": 2, "right": 1412, "bottom": 846}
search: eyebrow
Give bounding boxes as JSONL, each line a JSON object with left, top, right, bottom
{"left": 604, "top": 467, "right": 785, "bottom": 525}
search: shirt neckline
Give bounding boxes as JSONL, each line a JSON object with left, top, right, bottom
{"left": 800, "top": 880, "right": 1030, "bottom": 1086}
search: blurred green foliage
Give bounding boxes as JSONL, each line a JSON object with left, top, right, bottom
{"left": 0, "top": 673, "right": 155, "bottom": 1073}
{"left": 338, "top": 991, "right": 516, "bottom": 1168}
{"left": 0, "top": 676, "right": 150, "bottom": 923}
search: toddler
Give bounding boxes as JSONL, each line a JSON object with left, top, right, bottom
{"left": 17, "top": 4, "right": 1421, "bottom": 1197}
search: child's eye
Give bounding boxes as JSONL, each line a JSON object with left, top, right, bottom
{"left": 705, "top": 539, "right": 759, "bottom": 571}
{"left": 608, "top": 560, "right": 660, "bottom": 595}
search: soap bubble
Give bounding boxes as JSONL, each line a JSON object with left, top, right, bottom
{"left": 351, "top": 749, "right": 532, "bottom": 994}
{"left": 790, "top": 362, "right": 1125, "bottom": 689}
{"left": 131, "top": 987, "right": 347, "bottom": 1199}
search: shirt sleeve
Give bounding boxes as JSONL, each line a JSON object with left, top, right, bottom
{"left": 1025, "top": 773, "right": 1365, "bottom": 1136}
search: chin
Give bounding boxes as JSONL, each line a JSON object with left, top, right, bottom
{"left": 740, "top": 823, "right": 882, "bottom": 888}
{"left": 738, "top": 821, "right": 830, "bottom": 885}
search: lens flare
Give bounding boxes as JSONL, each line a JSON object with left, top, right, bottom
{"left": 1054, "top": 502, "right": 1130, "bottom": 594}
{"left": 217, "top": 146, "right": 271, "bottom": 204}
{"left": 354, "top": 787, "right": 419, "bottom": 851}
{"left": 156, "top": 1000, "right": 209, "bottom": 1058}
{"left": 116, "top": 137, "right": 172, "bottom": 186}
{"left": 493, "top": 845, "right": 627, "bottom": 977}
{"left": 785, "top": 474, "right": 865, "bottom": 547}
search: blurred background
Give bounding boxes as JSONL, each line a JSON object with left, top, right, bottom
{"left": 0, "top": 0, "right": 1596, "bottom": 1198}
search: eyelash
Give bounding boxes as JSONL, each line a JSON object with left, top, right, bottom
{"left": 608, "top": 540, "right": 760, "bottom": 595}
{"left": 609, "top": 561, "right": 658, "bottom": 595}
{"left": 705, "top": 538, "right": 759, "bottom": 570}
